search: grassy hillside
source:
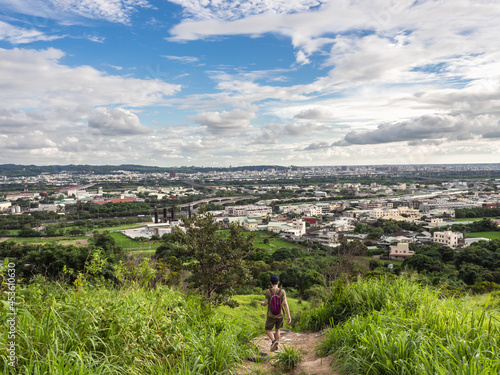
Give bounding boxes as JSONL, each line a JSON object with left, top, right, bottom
{"left": 0, "top": 282, "right": 253, "bottom": 375}
{"left": 298, "top": 276, "right": 500, "bottom": 374}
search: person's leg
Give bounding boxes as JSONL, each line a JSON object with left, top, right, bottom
{"left": 275, "top": 328, "right": 280, "bottom": 344}
{"left": 266, "top": 330, "right": 275, "bottom": 342}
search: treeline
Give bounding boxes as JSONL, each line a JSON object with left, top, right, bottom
{"left": 0, "top": 232, "right": 123, "bottom": 282}
{"left": 355, "top": 218, "right": 423, "bottom": 239}
{"left": 433, "top": 218, "right": 500, "bottom": 234}
{"left": 5, "top": 217, "right": 150, "bottom": 238}
{"left": 403, "top": 239, "right": 500, "bottom": 288}
{"left": 455, "top": 206, "right": 500, "bottom": 218}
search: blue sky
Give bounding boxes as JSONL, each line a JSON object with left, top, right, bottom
{"left": 0, "top": 0, "right": 499, "bottom": 167}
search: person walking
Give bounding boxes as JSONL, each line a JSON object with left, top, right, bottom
{"left": 261, "top": 274, "right": 291, "bottom": 352}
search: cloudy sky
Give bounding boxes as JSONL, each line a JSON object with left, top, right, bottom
{"left": 0, "top": 0, "right": 499, "bottom": 167}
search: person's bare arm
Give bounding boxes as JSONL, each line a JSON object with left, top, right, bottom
{"left": 283, "top": 299, "right": 291, "bottom": 324}
{"left": 261, "top": 296, "right": 269, "bottom": 306}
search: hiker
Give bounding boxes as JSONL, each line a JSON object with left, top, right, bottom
{"left": 260, "top": 274, "right": 291, "bottom": 352}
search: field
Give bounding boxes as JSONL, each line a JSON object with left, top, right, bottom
{"left": 467, "top": 231, "right": 500, "bottom": 239}
{"left": 108, "top": 232, "right": 162, "bottom": 252}
{"left": 219, "top": 230, "right": 304, "bottom": 252}
{"left": 454, "top": 217, "right": 498, "bottom": 222}
{"left": 2, "top": 236, "right": 88, "bottom": 245}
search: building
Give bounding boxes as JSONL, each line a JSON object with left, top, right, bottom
{"left": 432, "top": 230, "right": 463, "bottom": 247}
{"left": 0, "top": 201, "right": 12, "bottom": 212}
{"left": 226, "top": 205, "right": 272, "bottom": 217}
{"left": 389, "top": 242, "right": 414, "bottom": 260}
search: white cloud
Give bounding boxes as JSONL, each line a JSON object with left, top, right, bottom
{"left": 0, "top": 0, "right": 151, "bottom": 25}
{"left": 167, "top": 0, "right": 325, "bottom": 22}
{"left": 250, "top": 121, "right": 329, "bottom": 144}
{"left": 295, "top": 50, "right": 310, "bottom": 65}
{"left": 0, "top": 20, "right": 62, "bottom": 44}
{"left": 0, "top": 47, "right": 181, "bottom": 109}
{"left": 88, "top": 107, "right": 153, "bottom": 136}
{"left": 163, "top": 55, "right": 199, "bottom": 63}
{"left": 294, "top": 107, "right": 332, "bottom": 120}
{"left": 190, "top": 107, "right": 256, "bottom": 136}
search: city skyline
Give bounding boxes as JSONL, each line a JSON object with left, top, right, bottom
{"left": 1, "top": 0, "right": 499, "bottom": 167}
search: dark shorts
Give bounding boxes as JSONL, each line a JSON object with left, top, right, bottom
{"left": 265, "top": 316, "right": 284, "bottom": 331}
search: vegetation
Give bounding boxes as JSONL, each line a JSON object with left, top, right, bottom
{"left": 305, "top": 276, "right": 500, "bottom": 375}
{"left": 455, "top": 206, "right": 500, "bottom": 219}
{"left": 271, "top": 345, "right": 304, "bottom": 371}
{"left": 0, "top": 279, "right": 252, "bottom": 374}
{"left": 159, "top": 212, "right": 255, "bottom": 307}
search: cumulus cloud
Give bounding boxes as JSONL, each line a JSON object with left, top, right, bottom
{"left": 191, "top": 107, "right": 256, "bottom": 136}
{"left": 250, "top": 121, "right": 328, "bottom": 144}
{"left": 88, "top": 107, "right": 152, "bottom": 136}
{"left": 333, "top": 113, "right": 500, "bottom": 146}
{"left": 294, "top": 107, "right": 332, "bottom": 120}
{"left": 0, "top": 131, "right": 57, "bottom": 149}
{"left": 0, "top": 47, "right": 180, "bottom": 109}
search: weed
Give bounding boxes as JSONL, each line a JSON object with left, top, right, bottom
{"left": 271, "top": 344, "right": 304, "bottom": 371}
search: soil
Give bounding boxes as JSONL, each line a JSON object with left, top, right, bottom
{"left": 238, "top": 330, "right": 342, "bottom": 375}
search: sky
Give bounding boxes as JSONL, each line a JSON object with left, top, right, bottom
{"left": 0, "top": 0, "right": 499, "bottom": 168}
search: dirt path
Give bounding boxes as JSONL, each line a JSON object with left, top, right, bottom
{"left": 238, "top": 330, "right": 341, "bottom": 375}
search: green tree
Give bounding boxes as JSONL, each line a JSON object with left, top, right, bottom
{"left": 173, "top": 212, "right": 254, "bottom": 306}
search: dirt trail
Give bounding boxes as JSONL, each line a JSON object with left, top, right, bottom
{"left": 238, "top": 330, "right": 341, "bottom": 375}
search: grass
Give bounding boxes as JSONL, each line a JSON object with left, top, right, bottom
{"left": 454, "top": 217, "right": 498, "bottom": 222}
{"left": 271, "top": 344, "right": 304, "bottom": 371}
{"left": 130, "top": 249, "right": 156, "bottom": 258}
{"left": 4, "top": 236, "right": 88, "bottom": 245}
{"left": 0, "top": 281, "right": 253, "bottom": 374}
{"left": 219, "top": 230, "right": 305, "bottom": 252}
{"left": 299, "top": 275, "right": 500, "bottom": 375}
{"left": 108, "top": 232, "right": 161, "bottom": 251}
{"left": 467, "top": 232, "right": 500, "bottom": 239}
{"left": 216, "top": 294, "right": 311, "bottom": 335}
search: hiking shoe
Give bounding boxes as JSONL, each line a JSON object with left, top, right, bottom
{"left": 270, "top": 340, "right": 279, "bottom": 352}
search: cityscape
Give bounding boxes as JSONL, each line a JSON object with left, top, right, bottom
{"left": 1, "top": 0, "right": 500, "bottom": 373}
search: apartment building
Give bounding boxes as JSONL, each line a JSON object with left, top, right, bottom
{"left": 226, "top": 204, "right": 272, "bottom": 217}
{"left": 432, "top": 230, "right": 463, "bottom": 247}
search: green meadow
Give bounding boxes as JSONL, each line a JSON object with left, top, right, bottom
{"left": 467, "top": 231, "right": 500, "bottom": 239}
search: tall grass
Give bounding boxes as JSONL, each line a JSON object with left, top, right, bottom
{"left": 1, "top": 280, "right": 252, "bottom": 374}
{"left": 299, "top": 276, "right": 500, "bottom": 374}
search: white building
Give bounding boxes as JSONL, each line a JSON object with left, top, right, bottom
{"left": 226, "top": 205, "right": 272, "bottom": 217}
{"left": 0, "top": 201, "right": 12, "bottom": 212}
{"left": 432, "top": 230, "right": 463, "bottom": 247}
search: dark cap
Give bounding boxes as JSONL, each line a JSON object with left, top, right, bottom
{"left": 270, "top": 274, "right": 279, "bottom": 284}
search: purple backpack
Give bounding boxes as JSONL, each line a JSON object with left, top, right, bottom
{"left": 269, "top": 288, "right": 282, "bottom": 315}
